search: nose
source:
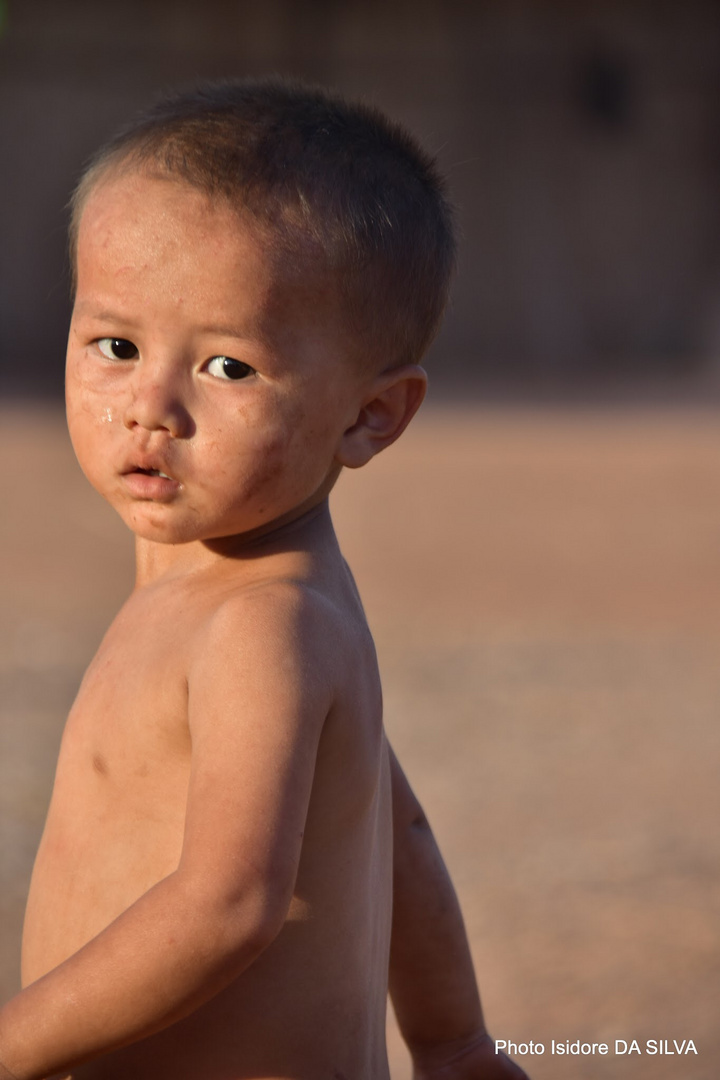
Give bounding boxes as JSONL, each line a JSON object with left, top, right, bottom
{"left": 123, "top": 365, "right": 194, "bottom": 439}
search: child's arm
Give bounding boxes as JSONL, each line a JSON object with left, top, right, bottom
{"left": 389, "top": 747, "right": 530, "bottom": 1080}
{"left": 0, "top": 588, "right": 330, "bottom": 1080}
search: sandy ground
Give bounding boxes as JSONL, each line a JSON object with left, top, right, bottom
{"left": 1, "top": 401, "right": 719, "bottom": 1079}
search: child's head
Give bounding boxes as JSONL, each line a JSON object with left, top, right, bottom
{"left": 66, "top": 79, "right": 456, "bottom": 546}
{"left": 70, "top": 77, "right": 456, "bottom": 373}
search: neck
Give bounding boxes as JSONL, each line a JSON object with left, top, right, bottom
{"left": 134, "top": 498, "right": 336, "bottom": 588}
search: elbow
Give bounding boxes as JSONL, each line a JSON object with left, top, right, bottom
{"left": 407, "top": 807, "right": 430, "bottom": 833}
{"left": 218, "top": 887, "right": 288, "bottom": 962}
{"left": 390, "top": 758, "right": 432, "bottom": 838}
{"left": 393, "top": 793, "right": 432, "bottom": 839}
{"left": 177, "top": 873, "right": 288, "bottom": 970}
{"left": 242, "top": 896, "right": 287, "bottom": 956}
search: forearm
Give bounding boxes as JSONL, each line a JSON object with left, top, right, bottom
{"left": 389, "top": 748, "right": 485, "bottom": 1054}
{"left": 0, "top": 871, "right": 272, "bottom": 1080}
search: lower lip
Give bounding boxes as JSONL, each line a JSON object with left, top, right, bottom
{"left": 121, "top": 472, "right": 181, "bottom": 500}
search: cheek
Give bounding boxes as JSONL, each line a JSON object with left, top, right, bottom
{"left": 66, "top": 353, "right": 126, "bottom": 429}
{"left": 65, "top": 362, "right": 121, "bottom": 481}
{"left": 201, "top": 396, "right": 323, "bottom": 510}
{"left": 206, "top": 420, "right": 293, "bottom": 506}
{"left": 66, "top": 355, "right": 99, "bottom": 425}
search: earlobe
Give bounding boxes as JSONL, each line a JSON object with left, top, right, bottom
{"left": 336, "top": 364, "right": 427, "bottom": 469}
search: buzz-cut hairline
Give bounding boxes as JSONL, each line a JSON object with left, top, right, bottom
{"left": 69, "top": 77, "right": 456, "bottom": 371}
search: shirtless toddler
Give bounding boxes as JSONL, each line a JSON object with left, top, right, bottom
{"left": 0, "top": 79, "right": 529, "bottom": 1080}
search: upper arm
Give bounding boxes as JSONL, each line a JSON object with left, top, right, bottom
{"left": 178, "top": 585, "right": 335, "bottom": 943}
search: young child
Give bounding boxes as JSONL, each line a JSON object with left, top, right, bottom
{"left": 0, "top": 80, "right": 529, "bottom": 1080}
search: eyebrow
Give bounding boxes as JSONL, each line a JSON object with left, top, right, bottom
{"left": 73, "top": 304, "right": 261, "bottom": 344}
{"left": 195, "top": 323, "right": 258, "bottom": 341}
{"left": 72, "top": 304, "right": 142, "bottom": 327}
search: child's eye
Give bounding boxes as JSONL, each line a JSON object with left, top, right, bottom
{"left": 97, "top": 338, "right": 138, "bottom": 360}
{"left": 206, "top": 356, "right": 255, "bottom": 381}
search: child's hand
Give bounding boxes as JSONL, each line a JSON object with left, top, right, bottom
{"left": 412, "top": 1032, "right": 531, "bottom": 1080}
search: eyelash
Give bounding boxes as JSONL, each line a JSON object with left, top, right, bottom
{"left": 94, "top": 339, "right": 255, "bottom": 381}
{"left": 96, "top": 338, "right": 138, "bottom": 361}
{"left": 205, "top": 356, "right": 255, "bottom": 381}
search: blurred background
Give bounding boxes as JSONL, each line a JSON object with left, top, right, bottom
{"left": 1, "top": 2, "right": 720, "bottom": 1078}
{"left": 5, "top": 0, "right": 720, "bottom": 396}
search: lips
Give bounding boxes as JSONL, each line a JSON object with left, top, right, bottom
{"left": 135, "top": 467, "right": 173, "bottom": 479}
{"left": 121, "top": 461, "right": 181, "bottom": 500}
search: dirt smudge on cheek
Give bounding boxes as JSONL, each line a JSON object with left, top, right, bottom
{"left": 236, "top": 431, "right": 292, "bottom": 508}
{"left": 228, "top": 396, "right": 303, "bottom": 506}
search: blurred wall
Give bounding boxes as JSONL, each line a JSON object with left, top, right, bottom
{"left": 2, "top": 0, "right": 720, "bottom": 396}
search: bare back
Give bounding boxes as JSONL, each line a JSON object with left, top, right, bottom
{"left": 22, "top": 513, "right": 393, "bottom": 1079}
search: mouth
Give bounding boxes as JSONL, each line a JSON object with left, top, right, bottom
{"left": 121, "top": 464, "right": 181, "bottom": 500}
{"left": 134, "top": 467, "right": 173, "bottom": 480}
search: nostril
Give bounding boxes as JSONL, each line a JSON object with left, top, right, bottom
{"left": 123, "top": 386, "right": 193, "bottom": 438}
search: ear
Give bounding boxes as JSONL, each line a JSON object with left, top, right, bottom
{"left": 335, "top": 364, "right": 427, "bottom": 469}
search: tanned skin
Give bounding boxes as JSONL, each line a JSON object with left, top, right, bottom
{"left": 0, "top": 172, "right": 528, "bottom": 1080}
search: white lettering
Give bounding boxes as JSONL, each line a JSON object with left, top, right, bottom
{"left": 544, "top": 1036, "right": 695, "bottom": 1058}
{"left": 616, "top": 1040, "right": 641, "bottom": 1055}
{"left": 494, "top": 1040, "right": 544, "bottom": 1056}
{"left": 647, "top": 1040, "right": 698, "bottom": 1055}
{"left": 550, "top": 1040, "right": 608, "bottom": 1055}
{"left": 646, "top": 1039, "right": 698, "bottom": 1055}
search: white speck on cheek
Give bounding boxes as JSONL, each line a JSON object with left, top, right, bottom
{"left": 100, "top": 408, "right": 114, "bottom": 424}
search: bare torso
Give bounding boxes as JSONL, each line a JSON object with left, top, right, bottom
{"left": 22, "top": 520, "right": 393, "bottom": 1079}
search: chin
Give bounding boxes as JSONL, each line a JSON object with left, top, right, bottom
{"left": 121, "top": 504, "right": 258, "bottom": 547}
{"left": 119, "top": 505, "right": 203, "bottom": 545}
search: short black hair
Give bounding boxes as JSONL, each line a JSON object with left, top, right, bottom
{"left": 70, "top": 77, "right": 456, "bottom": 370}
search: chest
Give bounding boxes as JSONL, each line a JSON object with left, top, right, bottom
{"left": 57, "top": 595, "right": 193, "bottom": 794}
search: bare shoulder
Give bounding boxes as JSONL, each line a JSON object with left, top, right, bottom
{"left": 185, "top": 570, "right": 372, "bottom": 729}
{"left": 195, "top": 570, "right": 361, "bottom": 655}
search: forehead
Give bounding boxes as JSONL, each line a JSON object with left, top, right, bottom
{"left": 77, "top": 172, "right": 275, "bottom": 296}
{"left": 75, "top": 171, "right": 341, "bottom": 335}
